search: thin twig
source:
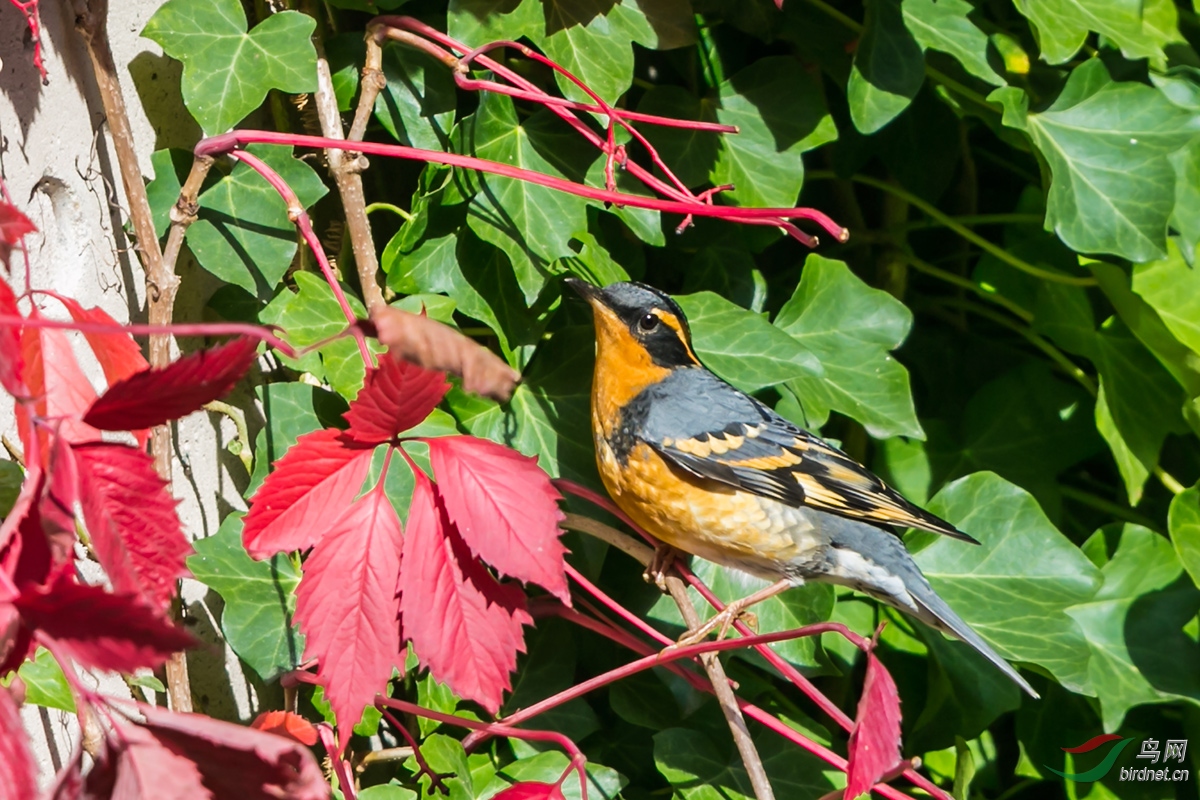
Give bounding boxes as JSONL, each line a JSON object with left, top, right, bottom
{"left": 71, "top": 0, "right": 191, "bottom": 713}
{"left": 313, "top": 50, "right": 383, "bottom": 311}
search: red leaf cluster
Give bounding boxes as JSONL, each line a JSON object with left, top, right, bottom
{"left": 81, "top": 704, "right": 327, "bottom": 800}
{"left": 245, "top": 354, "right": 567, "bottom": 733}
{"left": 492, "top": 782, "right": 567, "bottom": 800}
{"left": 844, "top": 651, "right": 903, "bottom": 800}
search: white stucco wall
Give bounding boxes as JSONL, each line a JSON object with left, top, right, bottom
{"left": 1, "top": 0, "right": 259, "bottom": 784}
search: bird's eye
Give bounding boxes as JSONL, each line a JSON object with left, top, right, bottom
{"left": 638, "top": 313, "right": 660, "bottom": 332}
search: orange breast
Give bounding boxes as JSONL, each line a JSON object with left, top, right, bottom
{"left": 593, "top": 427, "right": 821, "bottom": 580}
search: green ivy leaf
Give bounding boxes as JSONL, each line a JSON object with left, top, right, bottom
{"left": 448, "top": 0, "right": 545, "bottom": 46}
{"left": 775, "top": 255, "right": 922, "bottom": 439}
{"left": 676, "top": 291, "right": 821, "bottom": 394}
{"left": 710, "top": 57, "right": 837, "bottom": 209}
{"left": 187, "top": 514, "right": 304, "bottom": 682}
{"left": 907, "top": 627, "right": 1022, "bottom": 754}
{"left": 263, "top": 272, "right": 383, "bottom": 398}
{"left": 1133, "top": 239, "right": 1200, "bottom": 357}
{"left": 542, "top": 7, "right": 635, "bottom": 106}
{"left": 1169, "top": 483, "right": 1200, "bottom": 590}
{"left": 900, "top": 0, "right": 1004, "bottom": 86}
{"left": 928, "top": 362, "right": 1100, "bottom": 499}
{"left": 653, "top": 727, "right": 839, "bottom": 800}
{"left": 609, "top": 0, "right": 697, "bottom": 50}
{"left": 357, "top": 784, "right": 417, "bottom": 800}
{"left": 457, "top": 94, "right": 598, "bottom": 302}
{"left": 636, "top": 87, "right": 721, "bottom": 188}
{"left": 916, "top": 472, "right": 1102, "bottom": 692}
{"left": 374, "top": 44, "right": 457, "bottom": 150}
{"left": 847, "top": 0, "right": 925, "bottom": 134}
{"left": 448, "top": 322, "right": 596, "bottom": 485}
{"left": 0, "top": 460, "right": 22, "bottom": 519}
{"left": 17, "top": 648, "right": 74, "bottom": 713}
{"left": 1011, "top": 0, "right": 1165, "bottom": 65}
{"left": 1065, "top": 524, "right": 1200, "bottom": 731}
{"left": 993, "top": 60, "right": 1200, "bottom": 263}
{"left": 1092, "top": 318, "right": 1186, "bottom": 504}
{"left": 146, "top": 149, "right": 191, "bottom": 239}
{"left": 1169, "top": 140, "right": 1200, "bottom": 263}
{"left": 143, "top": 0, "right": 317, "bottom": 134}
{"left": 186, "top": 145, "right": 328, "bottom": 298}
{"left": 503, "top": 620, "right": 600, "bottom": 747}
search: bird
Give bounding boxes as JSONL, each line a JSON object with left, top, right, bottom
{"left": 566, "top": 277, "right": 1038, "bottom": 698}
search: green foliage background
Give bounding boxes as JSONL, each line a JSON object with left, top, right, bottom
{"left": 117, "top": 0, "right": 1200, "bottom": 797}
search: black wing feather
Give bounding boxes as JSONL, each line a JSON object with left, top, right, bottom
{"left": 630, "top": 368, "right": 977, "bottom": 543}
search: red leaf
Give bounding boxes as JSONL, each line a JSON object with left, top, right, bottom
{"left": 427, "top": 436, "right": 568, "bottom": 602}
{"left": 74, "top": 442, "right": 190, "bottom": 611}
{"left": 17, "top": 319, "right": 103, "bottom": 462}
{"left": 293, "top": 488, "right": 403, "bottom": 737}
{"left": 493, "top": 783, "right": 567, "bottom": 800}
{"left": 54, "top": 295, "right": 148, "bottom": 386}
{"left": 0, "top": 203, "right": 35, "bottom": 272}
{"left": 41, "top": 437, "right": 81, "bottom": 565}
{"left": 44, "top": 749, "right": 83, "bottom": 800}
{"left": 844, "top": 651, "right": 903, "bottom": 800}
{"left": 84, "top": 336, "right": 258, "bottom": 431}
{"left": 343, "top": 357, "right": 449, "bottom": 445}
{"left": 243, "top": 428, "right": 375, "bottom": 557}
{"left": 250, "top": 710, "right": 319, "bottom": 746}
{"left": 15, "top": 574, "right": 195, "bottom": 673}
{"left": 398, "top": 473, "right": 531, "bottom": 714}
{"left": 84, "top": 720, "right": 211, "bottom": 800}
{"left": 134, "top": 703, "right": 329, "bottom": 800}
{"left": 0, "top": 202, "right": 35, "bottom": 246}
{"left": 0, "top": 279, "right": 24, "bottom": 397}
{"left": 0, "top": 685, "right": 37, "bottom": 800}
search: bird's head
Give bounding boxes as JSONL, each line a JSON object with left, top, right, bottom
{"left": 566, "top": 278, "right": 700, "bottom": 372}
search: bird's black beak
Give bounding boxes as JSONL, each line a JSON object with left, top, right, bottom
{"left": 564, "top": 277, "right": 603, "bottom": 304}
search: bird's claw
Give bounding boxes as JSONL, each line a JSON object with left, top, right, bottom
{"left": 643, "top": 543, "right": 679, "bottom": 591}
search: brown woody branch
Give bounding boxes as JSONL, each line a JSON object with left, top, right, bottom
{"left": 313, "top": 43, "right": 383, "bottom": 310}
{"left": 71, "top": 0, "right": 192, "bottom": 712}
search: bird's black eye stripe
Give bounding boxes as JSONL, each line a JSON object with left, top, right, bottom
{"left": 638, "top": 313, "right": 660, "bottom": 332}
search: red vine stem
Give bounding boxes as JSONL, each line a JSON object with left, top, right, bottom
{"left": 377, "top": 699, "right": 590, "bottom": 799}
{"left": 227, "top": 149, "right": 372, "bottom": 365}
{"left": 198, "top": 133, "right": 848, "bottom": 242}
{"left": 564, "top": 563, "right": 674, "bottom": 647}
{"left": 0, "top": 313, "right": 294, "bottom": 356}
{"left": 317, "top": 722, "right": 358, "bottom": 799}
{"left": 371, "top": 17, "right": 829, "bottom": 244}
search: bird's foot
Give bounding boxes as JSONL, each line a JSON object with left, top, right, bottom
{"left": 643, "top": 543, "right": 681, "bottom": 591}
{"left": 675, "top": 598, "right": 755, "bottom": 648}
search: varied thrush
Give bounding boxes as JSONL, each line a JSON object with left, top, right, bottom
{"left": 568, "top": 278, "right": 1037, "bottom": 698}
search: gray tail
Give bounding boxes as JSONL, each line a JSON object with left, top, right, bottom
{"left": 905, "top": 581, "right": 1040, "bottom": 699}
{"left": 820, "top": 519, "right": 1039, "bottom": 699}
